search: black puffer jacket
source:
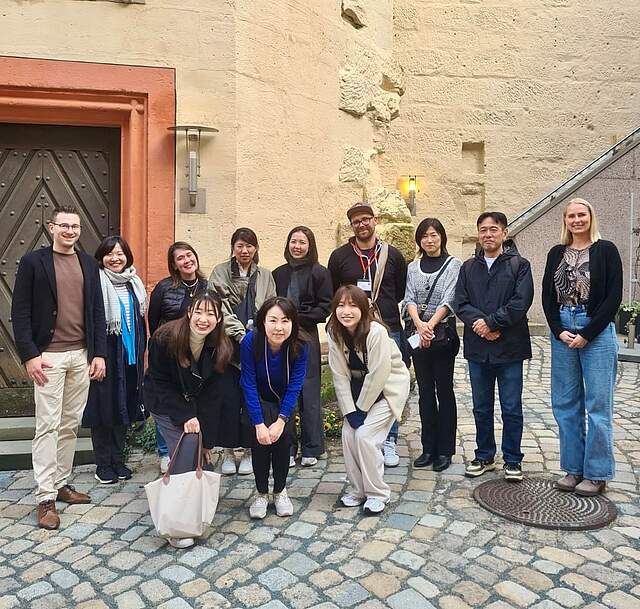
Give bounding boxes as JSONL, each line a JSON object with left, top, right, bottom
{"left": 454, "top": 240, "right": 534, "bottom": 364}
{"left": 148, "top": 276, "right": 208, "bottom": 335}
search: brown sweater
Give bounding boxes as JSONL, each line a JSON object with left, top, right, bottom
{"left": 48, "top": 251, "right": 85, "bottom": 352}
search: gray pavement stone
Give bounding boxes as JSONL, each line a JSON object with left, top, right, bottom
{"left": 325, "top": 581, "right": 370, "bottom": 607}
{"left": 280, "top": 552, "right": 321, "bottom": 576}
{"left": 388, "top": 589, "right": 437, "bottom": 609}
{"left": 257, "top": 567, "right": 298, "bottom": 591}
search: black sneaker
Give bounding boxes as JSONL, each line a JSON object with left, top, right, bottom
{"left": 94, "top": 466, "right": 118, "bottom": 484}
{"left": 504, "top": 462, "right": 523, "bottom": 482}
{"left": 113, "top": 463, "right": 132, "bottom": 481}
{"left": 464, "top": 458, "right": 496, "bottom": 478}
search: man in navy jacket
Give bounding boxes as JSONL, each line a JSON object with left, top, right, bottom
{"left": 454, "top": 212, "right": 533, "bottom": 483}
{"left": 12, "top": 205, "right": 107, "bottom": 529}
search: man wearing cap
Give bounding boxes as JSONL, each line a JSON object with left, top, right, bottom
{"left": 328, "top": 202, "right": 408, "bottom": 467}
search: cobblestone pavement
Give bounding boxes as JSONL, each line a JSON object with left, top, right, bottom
{"left": 0, "top": 338, "right": 638, "bottom": 609}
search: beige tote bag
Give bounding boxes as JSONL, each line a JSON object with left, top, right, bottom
{"left": 145, "top": 432, "right": 221, "bottom": 539}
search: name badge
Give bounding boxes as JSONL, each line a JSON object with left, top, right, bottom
{"left": 357, "top": 280, "right": 372, "bottom": 293}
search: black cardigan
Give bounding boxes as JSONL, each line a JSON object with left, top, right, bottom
{"left": 11, "top": 246, "right": 107, "bottom": 363}
{"left": 272, "top": 262, "right": 332, "bottom": 332}
{"left": 542, "top": 240, "right": 622, "bottom": 342}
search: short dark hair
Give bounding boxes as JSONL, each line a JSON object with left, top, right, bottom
{"left": 94, "top": 236, "right": 134, "bottom": 269}
{"left": 50, "top": 205, "right": 80, "bottom": 223}
{"left": 415, "top": 217, "right": 448, "bottom": 257}
{"left": 167, "top": 241, "right": 205, "bottom": 287}
{"left": 253, "top": 296, "right": 306, "bottom": 361}
{"left": 231, "top": 228, "right": 260, "bottom": 264}
{"left": 284, "top": 226, "right": 319, "bottom": 265}
{"left": 476, "top": 211, "right": 508, "bottom": 228}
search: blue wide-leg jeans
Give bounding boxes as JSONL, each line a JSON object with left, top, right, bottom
{"left": 551, "top": 305, "right": 617, "bottom": 481}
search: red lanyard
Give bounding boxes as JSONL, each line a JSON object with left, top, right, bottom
{"left": 352, "top": 241, "right": 380, "bottom": 279}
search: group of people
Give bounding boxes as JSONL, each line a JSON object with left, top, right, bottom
{"left": 12, "top": 196, "right": 621, "bottom": 549}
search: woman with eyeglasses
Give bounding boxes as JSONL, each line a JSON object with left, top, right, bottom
{"left": 144, "top": 290, "right": 235, "bottom": 548}
{"left": 272, "top": 226, "right": 332, "bottom": 467}
{"left": 148, "top": 242, "right": 209, "bottom": 472}
{"left": 209, "top": 228, "right": 277, "bottom": 476}
{"left": 240, "top": 297, "right": 308, "bottom": 519}
{"left": 82, "top": 236, "right": 147, "bottom": 485}
{"left": 542, "top": 198, "right": 622, "bottom": 496}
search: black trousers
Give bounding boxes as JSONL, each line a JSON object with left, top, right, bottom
{"left": 412, "top": 335, "right": 459, "bottom": 457}
{"left": 291, "top": 329, "right": 326, "bottom": 458}
{"left": 91, "top": 425, "right": 127, "bottom": 467}
{"left": 252, "top": 400, "right": 294, "bottom": 494}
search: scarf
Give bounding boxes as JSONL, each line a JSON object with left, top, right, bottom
{"left": 189, "top": 330, "right": 206, "bottom": 362}
{"left": 100, "top": 266, "right": 148, "bottom": 335}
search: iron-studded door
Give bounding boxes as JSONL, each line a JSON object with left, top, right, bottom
{"left": 0, "top": 124, "right": 121, "bottom": 416}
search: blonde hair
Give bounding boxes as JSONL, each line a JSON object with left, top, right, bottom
{"left": 560, "top": 198, "right": 601, "bottom": 245}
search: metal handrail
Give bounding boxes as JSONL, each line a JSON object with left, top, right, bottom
{"left": 510, "top": 126, "right": 640, "bottom": 228}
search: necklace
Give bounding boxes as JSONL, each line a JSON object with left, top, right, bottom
{"left": 182, "top": 278, "right": 199, "bottom": 298}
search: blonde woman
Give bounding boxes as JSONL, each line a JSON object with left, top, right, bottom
{"left": 542, "top": 198, "right": 622, "bottom": 496}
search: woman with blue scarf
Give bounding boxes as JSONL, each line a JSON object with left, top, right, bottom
{"left": 83, "top": 236, "right": 147, "bottom": 484}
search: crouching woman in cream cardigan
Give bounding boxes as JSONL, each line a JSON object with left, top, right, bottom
{"left": 327, "top": 285, "right": 410, "bottom": 514}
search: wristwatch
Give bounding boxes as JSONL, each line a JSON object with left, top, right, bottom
{"left": 278, "top": 414, "right": 290, "bottom": 423}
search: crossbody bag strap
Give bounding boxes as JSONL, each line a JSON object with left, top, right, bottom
{"left": 371, "top": 242, "right": 389, "bottom": 304}
{"left": 419, "top": 256, "right": 454, "bottom": 321}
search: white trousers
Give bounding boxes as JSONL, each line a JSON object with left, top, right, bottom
{"left": 341, "top": 399, "right": 395, "bottom": 502}
{"left": 32, "top": 349, "right": 90, "bottom": 503}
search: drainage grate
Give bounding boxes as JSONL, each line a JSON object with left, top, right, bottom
{"left": 473, "top": 478, "right": 617, "bottom": 531}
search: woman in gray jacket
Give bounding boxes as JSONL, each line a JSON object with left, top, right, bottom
{"left": 209, "top": 227, "right": 276, "bottom": 475}
{"left": 404, "top": 218, "right": 462, "bottom": 472}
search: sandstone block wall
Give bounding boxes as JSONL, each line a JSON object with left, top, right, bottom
{"left": 387, "top": 0, "right": 640, "bottom": 261}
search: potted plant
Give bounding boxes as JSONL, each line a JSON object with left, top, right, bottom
{"left": 617, "top": 301, "right": 640, "bottom": 340}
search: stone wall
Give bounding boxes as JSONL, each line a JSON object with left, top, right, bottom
{"left": 387, "top": 0, "right": 640, "bottom": 261}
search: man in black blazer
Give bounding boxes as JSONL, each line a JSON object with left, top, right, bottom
{"left": 12, "top": 205, "right": 107, "bottom": 529}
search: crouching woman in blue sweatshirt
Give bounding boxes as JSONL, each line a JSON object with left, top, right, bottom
{"left": 240, "top": 297, "right": 308, "bottom": 519}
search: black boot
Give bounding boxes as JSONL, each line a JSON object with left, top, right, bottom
{"left": 433, "top": 455, "right": 451, "bottom": 472}
{"left": 413, "top": 453, "right": 433, "bottom": 468}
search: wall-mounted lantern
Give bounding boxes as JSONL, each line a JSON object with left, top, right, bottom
{"left": 168, "top": 124, "right": 218, "bottom": 214}
{"left": 397, "top": 174, "right": 421, "bottom": 216}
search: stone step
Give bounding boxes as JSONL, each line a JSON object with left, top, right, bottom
{"left": 0, "top": 435, "right": 94, "bottom": 471}
{"left": 0, "top": 417, "right": 91, "bottom": 441}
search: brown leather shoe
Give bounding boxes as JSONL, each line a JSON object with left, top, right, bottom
{"left": 37, "top": 500, "right": 60, "bottom": 530}
{"left": 574, "top": 479, "right": 606, "bottom": 497}
{"left": 56, "top": 484, "right": 91, "bottom": 504}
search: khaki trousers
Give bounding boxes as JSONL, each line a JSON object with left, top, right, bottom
{"left": 32, "top": 349, "right": 90, "bottom": 503}
{"left": 342, "top": 399, "right": 395, "bottom": 502}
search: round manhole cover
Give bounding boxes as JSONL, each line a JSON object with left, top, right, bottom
{"left": 473, "top": 477, "right": 617, "bottom": 531}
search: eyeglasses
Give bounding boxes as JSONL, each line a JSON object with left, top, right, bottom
{"left": 51, "top": 223, "right": 81, "bottom": 232}
{"left": 350, "top": 216, "right": 374, "bottom": 227}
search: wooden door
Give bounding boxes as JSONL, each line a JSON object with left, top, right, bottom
{"left": 0, "top": 124, "right": 120, "bottom": 416}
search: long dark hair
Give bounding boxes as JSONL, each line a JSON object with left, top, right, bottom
{"left": 326, "top": 285, "right": 376, "bottom": 352}
{"left": 94, "top": 235, "right": 134, "bottom": 269}
{"left": 231, "top": 227, "right": 260, "bottom": 264}
{"left": 252, "top": 296, "right": 306, "bottom": 361}
{"left": 283, "top": 225, "right": 319, "bottom": 265}
{"left": 154, "top": 290, "right": 233, "bottom": 371}
{"left": 415, "top": 217, "right": 449, "bottom": 257}
{"left": 167, "top": 241, "right": 205, "bottom": 287}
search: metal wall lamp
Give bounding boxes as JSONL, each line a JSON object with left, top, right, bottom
{"left": 397, "top": 175, "right": 421, "bottom": 216}
{"left": 168, "top": 124, "right": 218, "bottom": 214}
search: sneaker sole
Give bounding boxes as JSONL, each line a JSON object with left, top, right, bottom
{"left": 464, "top": 465, "right": 496, "bottom": 478}
{"left": 384, "top": 460, "right": 400, "bottom": 468}
{"left": 504, "top": 474, "right": 523, "bottom": 482}
{"left": 94, "top": 474, "right": 117, "bottom": 484}
{"left": 249, "top": 511, "right": 267, "bottom": 519}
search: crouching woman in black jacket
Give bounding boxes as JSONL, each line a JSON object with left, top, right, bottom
{"left": 143, "top": 290, "right": 235, "bottom": 548}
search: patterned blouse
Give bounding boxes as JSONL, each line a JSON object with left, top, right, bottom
{"left": 554, "top": 246, "right": 591, "bottom": 305}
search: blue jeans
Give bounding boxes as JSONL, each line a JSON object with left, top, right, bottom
{"left": 551, "top": 305, "right": 617, "bottom": 480}
{"left": 155, "top": 420, "right": 169, "bottom": 457}
{"left": 387, "top": 331, "right": 408, "bottom": 441}
{"left": 468, "top": 360, "right": 524, "bottom": 464}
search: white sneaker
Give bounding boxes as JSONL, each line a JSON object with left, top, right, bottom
{"left": 289, "top": 455, "right": 296, "bottom": 468}
{"left": 249, "top": 494, "right": 269, "bottom": 519}
{"left": 238, "top": 450, "right": 253, "bottom": 475}
{"left": 383, "top": 439, "right": 400, "bottom": 468}
{"left": 363, "top": 497, "right": 387, "bottom": 514}
{"left": 159, "top": 455, "right": 170, "bottom": 474}
{"left": 167, "top": 537, "right": 195, "bottom": 549}
{"left": 301, "top": 456, "right": 318, "bottom": 467}
{"left": 274, "top": 489, "right": 293, "bottom": 517}
{"left": 221, "top": 450, "right": 237, "bottom": 475}
{"left": 340, "top": 493, "right": 365, "bottom": 507}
